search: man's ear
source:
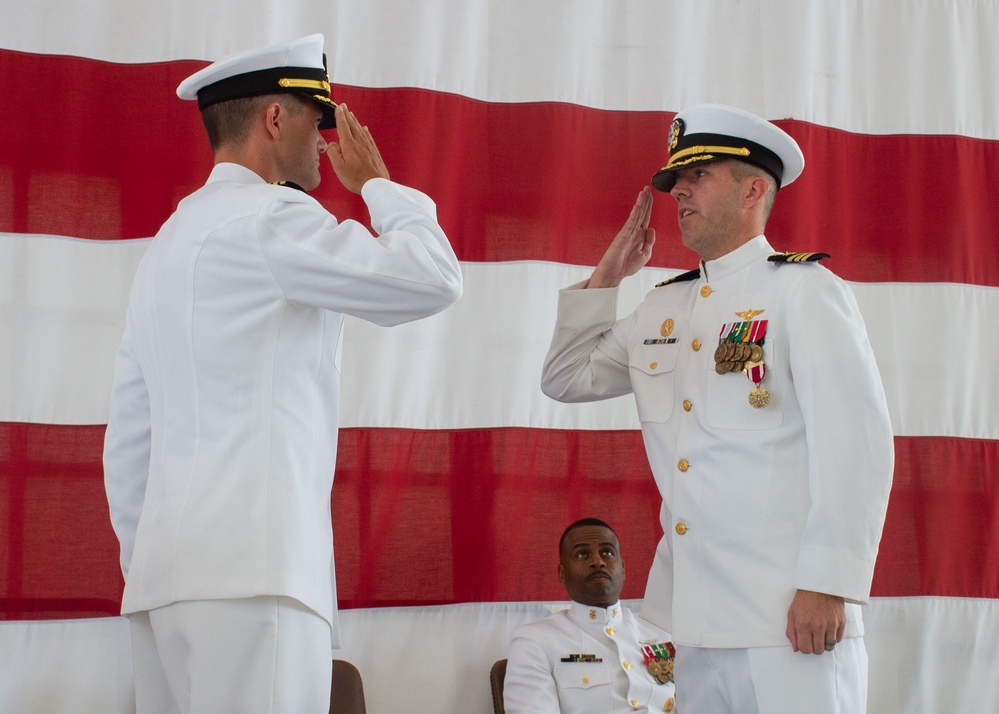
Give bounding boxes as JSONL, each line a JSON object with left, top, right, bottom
{"left": 744, "top": 175, "right": 769, "bottom": 209}
{"left": 263, "top": 101, "right": 283, "bottom": 140}
{"left": 557, "top": 563, "right": 565, "bottom": 586}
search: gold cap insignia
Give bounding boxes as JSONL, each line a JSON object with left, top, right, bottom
{"left": 668, "top": 117, "right": 685, "bottom": 150}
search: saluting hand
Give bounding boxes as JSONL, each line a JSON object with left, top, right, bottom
{"left": 326, "top": 103, "right": 390, "bottom": 194}
{"left": 587, "top": 186, "right": 656, "bottom": 289}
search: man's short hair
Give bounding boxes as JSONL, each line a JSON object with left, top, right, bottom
{"left": 201, "top": 93, "right": 306, "bottom": 152}
{"left": 729, "top": 159, "right": 778, "bottom": 219}
{"left": 559, "top": 517, "right": 618, "bottom": 555}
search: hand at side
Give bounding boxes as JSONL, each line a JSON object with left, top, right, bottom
{"left": 786, "top": 589, "right": 846, "bottom": 655}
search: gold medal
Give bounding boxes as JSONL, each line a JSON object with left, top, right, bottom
{"left": 646, "top": 659, "right": 673, "bottom": 685}
{"left": 749, "top": 385, "right": 770, "bottom": 408}
{"left": 749, "top": 343, "right": 763, "bottom": 362}
{"left": 714, "top": 343, "right": 728, "bottom": 363}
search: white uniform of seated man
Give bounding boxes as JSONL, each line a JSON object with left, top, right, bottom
{"left": 504, "top": 518, "right": 678, "bottom": 713}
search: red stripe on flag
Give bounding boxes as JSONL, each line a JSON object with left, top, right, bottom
{"left": 3, "top": 422, "right": 997, "bottom": 619}
{"left": 872, "top": 435, "right": 999, "bottom": 599}
{"left": 3, "top": 49, "right": 998, "bottom": 286}
{"left": 0, "top": 424, "right": 123, "bottom": 620}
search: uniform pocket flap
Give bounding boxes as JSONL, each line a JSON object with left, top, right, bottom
{"left": 554, "top": 662, "right": 612, "bottom": 689}
{"left": 629, "top": 342, "right": 679, "bottom": 376}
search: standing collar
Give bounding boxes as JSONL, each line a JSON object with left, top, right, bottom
{"left": 568, "top": 600, "right": 624, "bottom": 628}
{"left": 205, "top": 162, "right": 268, "bottom": 186}
{"left": 700, "top": 234, "right": 773, "bottom": 282}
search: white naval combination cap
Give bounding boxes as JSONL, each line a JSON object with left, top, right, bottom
{"left": 176, "top": 33, "right": 337, "bottom": 129}
{"left": 651, "top": 103, "right": 804, "bottom": 191}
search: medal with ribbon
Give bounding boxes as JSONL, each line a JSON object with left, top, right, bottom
{"left": 641, "top": 642, "right": 675, "bottom": 684}
{"left": 746, "top": 360, "right": 770, "bottom": 408}
{"left": 714, "top": 310, "right": 770, "bottom": 408}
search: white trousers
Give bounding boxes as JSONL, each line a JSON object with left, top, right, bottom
{"left": 674, "top": 638, "right": 868, "bottom": 714}
{"left": 128, "top": 596, "right": 332, "bottom": 714}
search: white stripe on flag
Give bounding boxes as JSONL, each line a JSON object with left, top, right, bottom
{"left": 4, "top": 232, "right": 998, "bottom": 439}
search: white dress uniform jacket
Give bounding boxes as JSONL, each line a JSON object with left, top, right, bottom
{"left": 505, "top": 601, "right": 677, "bottom": 713}
{"left": 104, "top": 163, "right": 463, "bottom": 647}
{"left": 541, "top": 236, "right": 893, "bottom": 648}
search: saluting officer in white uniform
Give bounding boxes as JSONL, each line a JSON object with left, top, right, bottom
{"left": 103, "top": 34, "right": 463, "bottom": 714}
{"left": 505, "top": 518, "right": 678, "bottom": 713}
{"left": 540, "top": 105, "right": 893, "bottom": 713}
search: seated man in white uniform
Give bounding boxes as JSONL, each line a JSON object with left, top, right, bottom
{"left": 504, "top": 518, "right": 678, "bottom": 713}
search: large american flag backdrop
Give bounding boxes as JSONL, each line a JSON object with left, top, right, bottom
{"left": 2, "top": 1, "right": 998, "bottom": 712}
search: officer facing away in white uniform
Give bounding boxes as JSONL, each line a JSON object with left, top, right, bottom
{"left": 104, "top": 34, "right": 463, "bottom": 714}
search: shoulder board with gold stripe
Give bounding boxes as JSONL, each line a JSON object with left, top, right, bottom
{"left": 272, "top": 180, "right": 306, "bottom": 192}
{"left": 767, "top": 251, "right": 830, "bottom": 264}
{"left": 655, "top": 268, "right": 701, "bottom": 288}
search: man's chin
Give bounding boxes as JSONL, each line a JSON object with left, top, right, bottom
{"left": 585, "top": 582, "right": 617, "bottom": 600}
